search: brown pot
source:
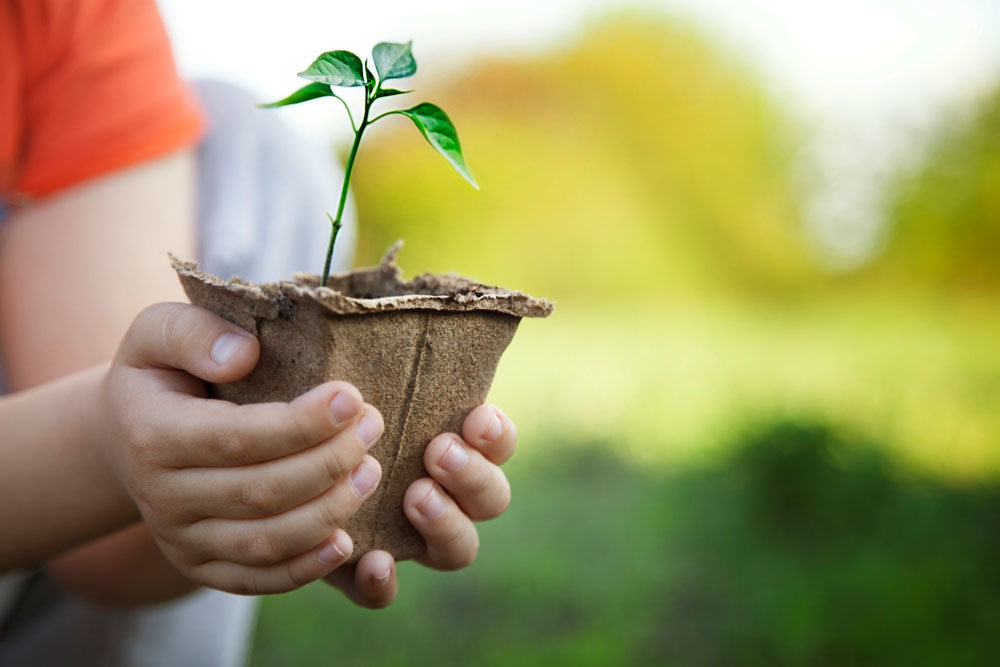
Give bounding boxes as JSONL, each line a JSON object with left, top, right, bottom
{"left": 171, "top": 243, "right": 552, "bottom": 562}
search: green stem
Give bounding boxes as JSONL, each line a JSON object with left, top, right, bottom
{"left": 331, "top": 93, "right": 357, "bottom": 133}
{"left": 321, "top": 88, "right": 373, "bottom": 286}
{"left": 368, "top": 109, "right": 404, "bottom": 125}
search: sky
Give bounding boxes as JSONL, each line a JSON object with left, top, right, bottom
{"left": 159, "top": 0, "right": 1000, "bottom": 267}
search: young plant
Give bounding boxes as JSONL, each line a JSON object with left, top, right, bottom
{"left": 262, "top": 41, "right": 478, "bottom": 286}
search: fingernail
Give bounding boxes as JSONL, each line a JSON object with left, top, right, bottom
{"left": 356, "top": 413, "right": 383, "bottom": 449}
{"left": 318, "top": 529, "right": 352, "bottom": 565}
{"left": 349, "top": 460, "right": 380, "bottom": 498}
{"left": 438, "top": 439, "right": 468, "bottom": 473}
{"left": 328, "top": 391, "right": 359, "bottom": 424}
{"left": 481, "top": 412, "right": 503, "bottom": 443}
{"left": 417, "top": 487, "right": 447, "bottom": 519}
{"left": 374, "top": 566, "right": 391, "bottom": 583}
{"left": 210, "top": 333, "right": 250, "bottom": 365}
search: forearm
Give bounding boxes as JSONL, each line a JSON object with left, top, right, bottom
{"left": 1, "top": 370, "right": 195, "bottom": 606}
{"left": 0, "top": 366, "right": 137, "bottom": 571}
{"left": 0, "top": 150, "right": 199, "bottom": 600}
{"left": 47, "top": 523, "right": 198, "bottom": 607}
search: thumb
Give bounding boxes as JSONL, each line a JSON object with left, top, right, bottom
{"left": 115, "top": 302, "right": 260, "bottom": 383}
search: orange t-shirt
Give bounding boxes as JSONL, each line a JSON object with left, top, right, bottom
{"left": 0, "top": 0, "right": 203, "bottom": 206}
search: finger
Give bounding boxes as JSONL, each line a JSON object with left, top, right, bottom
{"left": 149, "top": 383, "right": 381, "bottom": 468}
{"left": 423, "top": 434, "right": 511, "bottom": 521}
{"left": 116, "top": 302, "right": 259, "bottom": 383}
{"left": 461, "top": 404, "right": 517, "bottom": 465}
{"left": 324, "top": 550, "right": 397, "bottom": 609}
{"left": 166, "top": 407, "right": 384, "bottom": 519}
{"left": 181, "top": 456, "right": 382, "bottom": 566}
{"left": 404, "top": 479, "right": 480, "bottom": 571}
{"left": 190, "top": 528, "right": 354, "bottom": 595}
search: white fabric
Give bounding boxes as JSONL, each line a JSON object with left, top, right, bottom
{"left": 193, "top": 80, "right": 357, "bottom": 284}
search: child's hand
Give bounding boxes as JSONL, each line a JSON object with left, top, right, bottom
{"left": 100, "top": 303, "right": 386, "bottom": 595}
{"left": 325, "top": 404, "right": 517, "bottom": 608}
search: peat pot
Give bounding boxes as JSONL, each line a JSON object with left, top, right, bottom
{"left": 172, "top": 243, "right": 553, "bottom": 562}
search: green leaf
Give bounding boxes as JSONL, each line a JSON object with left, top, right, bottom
{"left": 373, "top": 41, "right": 417, "bottom": 81}
{"left": 374, "top": 87, "right": 412, "bottom": 100}
{"left": 298, "top": 50, "right": 365, "bottom": 87}
{"left": 399, "top": 103, "right": 478, "bottom": 189}
{"left": 258, "top": 82, "right": 333, "bottom": 108}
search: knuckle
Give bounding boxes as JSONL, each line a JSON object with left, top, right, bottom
{"left": 320, "top": 441, "right": 351, "bottom": 483}
{"left": 160, "top": 303, "right": 194, "bottom": 358}
{"left": 448, "top": 519, "right": 470, "bottom": 548}
{"left": 475, "top": 475, "right": 511, "bottom": 521}
{"left": 442, "top": 525, "right": 479, "bottom": 570}
{"left": 314, "top": 491, "right": 344, "bottom": 532}
{"left": 233, "top": 576, "right": 264, "bottom": 596}
{"left": 125, "top": 422, "right": 159, "bottom": 462}
{"left": 287, "top": 410, "right": 312, "bottom": 451}
{"left": 215, "top": 426, "right": 252, "bottom": 463}
{"left": 285, "top": 565, "right": 314, "bottom": 592}
{"left": 241, "top": 475, "right": 283, "bottom": 515}
{"left": 468, "top": 466, "right": 495, "bottom": 500}
{"left": 132, "top": 303, "right": 171, "bottom": 339}
{"left": 241, "top": 527, "right": 280, "bottom": 565}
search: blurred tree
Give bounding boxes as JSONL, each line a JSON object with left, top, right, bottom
{"left": 351, "top": 11, "right": 816, "bottom": 303}
{"left": 876, "top": 88, "right": 1000, "bottom": 292}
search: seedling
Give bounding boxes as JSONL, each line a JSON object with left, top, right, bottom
{"left": 262, "top": 41, "right": 478, "bottom": 286}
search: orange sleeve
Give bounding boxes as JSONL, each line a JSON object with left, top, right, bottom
{"left": 0, "top": 0, "right": 204, "bottom": 203}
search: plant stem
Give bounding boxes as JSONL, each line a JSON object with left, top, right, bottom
{"left": 321, "top": 87, "right": 373, "bottom": 286}
{"left": 368, "top": 109, "right": 404, "bottom": 125}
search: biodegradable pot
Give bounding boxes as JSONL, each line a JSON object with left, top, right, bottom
{"left": 171, "top": 243, "right": 553, "bottom": 562}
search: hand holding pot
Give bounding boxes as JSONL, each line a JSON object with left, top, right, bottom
{"left": 324, "top": 403, "right": 517, "bottom": 609}
{"left": 99, "top": 303, "right": 386, "bottom": 595}
{"left": 171, "top": 246, "right": 551, "bottom": 606}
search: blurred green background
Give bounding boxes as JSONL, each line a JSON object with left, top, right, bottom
{"left": 249, "top": 10, "right": 1000, "bottom": 666}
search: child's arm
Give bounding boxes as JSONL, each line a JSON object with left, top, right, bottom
{"left": 46, "top": 524, "right": 203, "bottom": 606}
{"left": 0, "top": 150, "right": 380, "bottom": 599}
{"left": 0, "top": 366, "right": 136, "bottom": 567}
{"left": 1, "top": 301, "right": 383, "bottom": 592}
{"left": 0, "top": 149, "right": 210, "bottom": 604}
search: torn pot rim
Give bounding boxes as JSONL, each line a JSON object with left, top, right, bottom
{"left": 168, "top": 247, "right": 554, "bottom": 319}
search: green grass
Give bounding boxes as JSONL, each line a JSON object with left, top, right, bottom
{"left": 251, "top": 421, "right": 1000, "bottom": 666}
